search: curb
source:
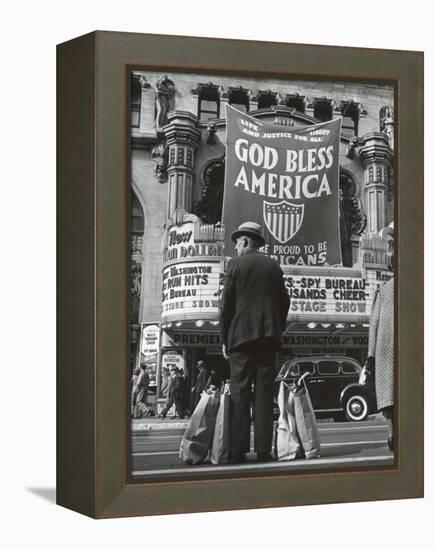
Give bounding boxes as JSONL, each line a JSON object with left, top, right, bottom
{"left": 132, "top": 415, "right": 385, "bottom": 432}
{"left": 132, "top": 421, "right": 189, "bottom": 432}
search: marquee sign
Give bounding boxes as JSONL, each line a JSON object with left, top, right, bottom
{"left": 163, "top": 211, "right": 225, "bottom": 264}
{"left": 162, "top": 210, "right": 226, "bottom": 322}
{"left": 223, "top": 105, "right": 342, "bottom": 266}
{"left": 283, "top": 267, "right": 374, "bottom": 322}
{"left": 162, "top": 332, "right": 369, "bottom": 349}
{"left": 162, "top": 261, "right": 223, "bottom": 320}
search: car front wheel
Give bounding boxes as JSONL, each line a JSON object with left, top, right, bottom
{"left": 343, "top": 394, "right": 369, "bottom": 422}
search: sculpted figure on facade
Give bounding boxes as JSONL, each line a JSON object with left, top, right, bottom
{"left": 340, "top": 173, "right": 367, "bottom": 237}
{"left": 131, "top": 261, "right": 142, "bottom": 297}
{"left": 206, "top": 121, "right": 217, "bottom": 145}
{"left": 151, "top": 142, "right": 168, "bottom": 183}
{"left": 379, "top": 105, "right": 394, "bottom": 131}
{"left": 155, "top": 75, "right": 175, "bottom": 128}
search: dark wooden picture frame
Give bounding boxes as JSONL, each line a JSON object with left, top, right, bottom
{"left": 57, "top": 31, "right": 423, "bottom": 518}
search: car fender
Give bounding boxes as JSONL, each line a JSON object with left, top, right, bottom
{"left": 340, "top": 383, "right": 368, "bottom": 405}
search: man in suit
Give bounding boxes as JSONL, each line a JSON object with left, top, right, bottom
{"left": 219, "top": 221, "right": 290, "bottom": 463}
{"left": 191, "top": 360, "right": 210, "bottom": 410}
{"left": 160, "top": 367, "right": 186, "bottom": 419}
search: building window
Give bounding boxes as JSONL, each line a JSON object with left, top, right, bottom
{"left": 284, "top": 94, "right": 306, "bottom": 113}
{"left": 131, "top": 75, "right": 141, "bottom": 128}
{"left": 341, "top": 101, "right": 360, "bottom": 137}
{"left": 198, "top": 84, "right": 220, "bottom": 121}
{"left": 228, "top": 87, "right": 250, "bottom": 112}
{"left": 257, "top": 91, "right": 277, "bottom": 109}
{"left": 313, "top": 99, "right": 334, "bottom": 122}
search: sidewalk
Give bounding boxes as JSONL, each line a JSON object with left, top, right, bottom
{"left": 132, "top": 413, "right": 385, "bottom": 432}
{"left": 132, "top": 416, "right": 189, "bottom": 431}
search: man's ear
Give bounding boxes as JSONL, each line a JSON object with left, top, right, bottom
{"left": 243, "top": 237, "right": 248, "bottom": 247}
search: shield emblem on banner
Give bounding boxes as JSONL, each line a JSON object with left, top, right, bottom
{"left": 263, "top": 200, "right": 305, "bottom": 244}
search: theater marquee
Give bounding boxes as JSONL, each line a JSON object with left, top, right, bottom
{"left": 283, "top": 266, "right": 374, "bottom": 322}
{"left": 162, "top": 261, "right": 223, "bottom": 320}
{"left": 161, "top": 210, "right": 226, "bottom": 322}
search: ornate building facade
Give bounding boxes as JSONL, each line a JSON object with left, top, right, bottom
{"left": 130, "top": 70, "right": 394, "bottom": 408}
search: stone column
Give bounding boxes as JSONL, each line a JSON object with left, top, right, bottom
{"left": 359, "top": 133, "right": 393, "bottom": 233}
{"left": 163, "top": 111, "right": 201, "bottom": 219}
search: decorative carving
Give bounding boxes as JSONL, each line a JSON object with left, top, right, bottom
{"left": 346, "top": 137, "right": 362, "bottom": 159}
{"left": 130, "top": 261, "right": 142, "bottom": 324}
{"left": 386, "top": 166, "right": 394, "bottom": 201}
{"left": 151, "top": 142, "right": 168, "bottom": 183}
{"left": 379, "top": 105, "right": 394, "bottom": 132}
{"left": 379, "top": 105, "right": 394, "bottom": 150}
{"left": 131, "top": 234, "right": 143, "bottom": 256}
{"left": 155, "top": 75, "right": 175, "bottom": 127}
{"left": 192, "top": 82, "right": 222, "bottom": 95}
{"left": 359, "top": 133, "right": 393, "bottom": 169}
{"left": 340, "top": 100, "right": 365, "bottom": 116}
{"left": 282, "top": 93, "right": 310, "bottom": 112}
{"left": 206, "top": 121, "right": 217, "bottom": 145}
{"left": 138, "top": 74, "right": 150, "bottom": 89}
{"left": 340, "top": 171, "right": 366, "bottom": 237}
{"left": 273, "top": 116, "right": 294, "bottom": 127}
{"left": 193, "top": 158, "right": 225, "bottom": 224}
{"left": 131, "top": 261, "right": 142, "bottom": 297}
{"left": 359, "top": 229, "right": 393, "bottom": 268}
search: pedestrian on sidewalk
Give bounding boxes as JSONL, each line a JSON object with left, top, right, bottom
{"left": 219, "top": 221, "right": 290, "bottom": 464}
{"left": 178, "top": 367, "right": 191, "bottom": 417}
{"left": 191, "top": 360, "right": 210, "bottom": 410}
{"left": 159, "top": 366, "right": 186, "bottom": 419}
{"left": 367, "top": 223, "right": 395, "bottom": 451}
{"left": 131, "top": 364, "right": 150, "bottom": 418}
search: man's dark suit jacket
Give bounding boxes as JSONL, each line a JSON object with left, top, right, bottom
{"left": 219, "top": 249, "right": 290, "bottom": 352}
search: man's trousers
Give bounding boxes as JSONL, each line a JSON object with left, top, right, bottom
{"left": 229, "top": 341, "right": 276, "bottom": 455}
{"left": 160, "top": 393, "right": 185, "bottom": 418}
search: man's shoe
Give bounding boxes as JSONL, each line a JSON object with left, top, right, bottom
{"left": 256, "top": 452, "right": 273, "bottom": 462}
{"left": 229, "top": 452, "right": 248, "bottom": 464}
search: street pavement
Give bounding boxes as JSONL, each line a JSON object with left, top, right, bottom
{"left": 130, "top": 418, "right": 394, "bottom": 479}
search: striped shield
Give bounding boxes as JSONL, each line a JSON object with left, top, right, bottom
{"left": 263, "top": 200, "right": 305, "bottom": 244}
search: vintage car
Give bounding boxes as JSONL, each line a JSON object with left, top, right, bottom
{"left": 274, "top": 355, "right": 377, "bottom": 422}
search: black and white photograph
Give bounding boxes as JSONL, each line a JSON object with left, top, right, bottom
{"left": 129, "top": 70, "right": 396, "bottom": 479}
{"left": 3, "top": 0, "right": 430, "bottom": 542}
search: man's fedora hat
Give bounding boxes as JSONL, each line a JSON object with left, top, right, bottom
{"left": 231, "top": 221, "right": 265, "bottom": 247}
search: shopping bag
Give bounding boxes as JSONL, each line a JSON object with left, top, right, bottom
{"left": 179, "top": 387, "right": 220, "bottom": 465}
{"left": 293, "top": 376, "right": 321, "bottom": 459}
{"left": 274, "top": 380, "right": 301, "bottom": 460}
{"left": 210, "top": 382, "right": 231, "bottom": 464}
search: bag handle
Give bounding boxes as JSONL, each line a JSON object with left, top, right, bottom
{"left": 204, "top": 376, "right": 212, "bottom": 392}
{"left": 297, "top": 371, "right": 310, "bottom": 389}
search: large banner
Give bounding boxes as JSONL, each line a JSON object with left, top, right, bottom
{"left": 223, "top": 105, "right": 342, "bottom": 266}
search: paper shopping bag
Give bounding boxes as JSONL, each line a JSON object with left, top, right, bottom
{"left": 179, "top": 387, "right": 220, "bottom": 465}
{"left": 210, "top": 382, "right": 231, "bottom": 464}
{"left": 274, "top": 381, "right": 301, "bottom": 460}
{"left": 293, "top": 382, "right": 321, "bottom": 459}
